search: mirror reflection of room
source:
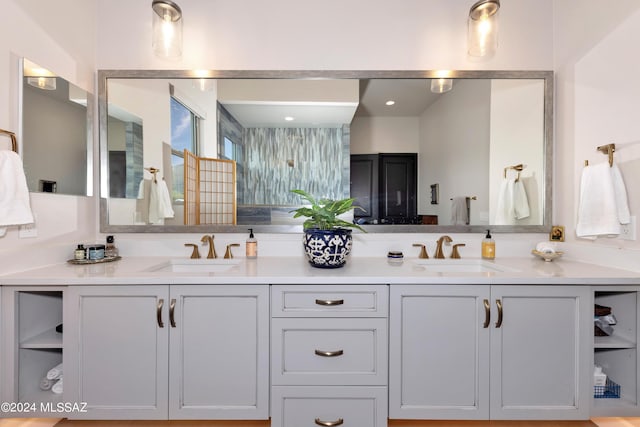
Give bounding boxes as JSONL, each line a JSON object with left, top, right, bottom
{"left": 22, "top": 59, "right": 88, "bottom": 196}
{"left": 104, "top": 75, "right": 546, "bottom": 228}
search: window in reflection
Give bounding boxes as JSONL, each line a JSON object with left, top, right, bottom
{"left": 170, "top": 96, "right": 200, "bottom": 202}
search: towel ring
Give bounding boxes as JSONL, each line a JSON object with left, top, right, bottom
{"left": 0, "top": 129, "right": 17, "bottom": 153}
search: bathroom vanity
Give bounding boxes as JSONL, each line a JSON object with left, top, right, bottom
{"left": 1, "top": 256, "right": 639, "bottom": 424}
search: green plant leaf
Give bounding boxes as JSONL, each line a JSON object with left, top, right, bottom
{"left": 290, "top": 189, "right": 367, "bottom": 233}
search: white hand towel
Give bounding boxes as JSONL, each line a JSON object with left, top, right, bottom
{"left": 577, "top": 163, "right": 631, "bottom": 239}
{"left": 148, "top": 179, "right": 175, "bottom": 224}
{"left": 535, "top": 242, "right": 557, "bottom": 254}
{"left": 450, "top": 197, "right": 468, "bottom": 225}
{"left": 148, "top": 180, "right": 162, "bottom": 224}
{"left": 0, "top": 151, "right": 34, "bottom": 236}
{"left": 157, "top": 179, "right": 175, "bottom": 219}
{"left": 51, "top": 377, "right": 63, "bottom": 394}
{"left": 494, "top": 179, "right": 514, "bottom": 225}
{"left": 46, "top": 362, "right": 63, "bottom": 380}
{"left": 611, "top": 164, "right": 631, "bottom": 225}
{"left": 39, "top": 377, "right": 54, "bottom": 391}
{"left": 513, "top": 180, "right": 530, "bottom": 220}
{"left": 137, "top": 179, "right": 145, "bottom": 199}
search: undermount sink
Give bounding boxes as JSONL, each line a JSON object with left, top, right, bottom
{"left": 412, "top": 259, "right": 519, "bottom": 274}
{"left": 146, "top": 259, "right": 242, "bottom": 273}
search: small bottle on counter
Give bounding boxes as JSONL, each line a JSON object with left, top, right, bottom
{"left": 481, "top": 229, "right": 495, "bottom": 260}
{"left": 246, "top": 228, "right": 258, "bottom": 259}
{"left": 74, "top": 244, "right": 86, "bottom": 260}
{"left": 105, "top": 235, "right": 119, "bottom": 258}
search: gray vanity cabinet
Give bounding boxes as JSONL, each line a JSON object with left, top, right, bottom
{"left": 168, "top": 285, "right": 269, "bottom": 419}
{"left": 270, "top": 284, "right": 389, "bottom": 427}
{"left": 389, "top": 284, "right": 491, "bottom": 419}
{"left": 390, "top": 285, "right": 591, "bottom": 420}
{"left": 64, "top": 284, "right": 269, "bottom": 420}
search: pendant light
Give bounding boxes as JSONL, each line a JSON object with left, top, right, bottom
{"left": 467, "top": 0, "right": 500, "bottom": 57}
{"left": 152, "top": 0, "right": 183, "bottom": 59}
{"left": 430, "top": 78, "right": 453, "bottom": 94}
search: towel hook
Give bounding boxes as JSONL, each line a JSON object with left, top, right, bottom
{"left": 0, "top": 129, "right": 17, "bottom": 153}
{"left": 596, "top": 143, "right": 615, "bottom": 167}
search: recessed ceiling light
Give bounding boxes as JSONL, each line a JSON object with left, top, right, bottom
{"left": 385, "top": 100, "right": 395, "bottom": 106}
{"left": 285, "top": 116, "right": 295, "bottom": 121}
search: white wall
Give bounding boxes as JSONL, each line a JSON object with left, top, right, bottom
{"left": 350, "top": 116, "right": 420, "bottom": 154}
{"left": 489, "top": 79, "right": 544, "bottom": 225}
{"left": 5, "top": 0, "right": 640, "bottom": 272}
{"left": 88, "top": 0, "right": 557, "bottom": 261}
{"left": 95, "top": 0, "right": 554, "bottom": 71}
{"left": 419, "top": 79, "right": 491, "bottom": 224}
{"left": 554, "top": 1, "right": 640, "bottom": 268}
{"left": 0, "top": 0, "right": 96, "bottom": 274}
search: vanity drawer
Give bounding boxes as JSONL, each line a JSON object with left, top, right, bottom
{"left": 271, "top": 385, "right": 387, "bottom": 427}
{"left": 272, "top": 318, "right": 388, "bottom": 386}
{"left": 271, "top": 285, "right": 388, "bottom": 317}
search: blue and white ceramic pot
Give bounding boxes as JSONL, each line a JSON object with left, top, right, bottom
{"left": 303, "top": 228, "right": 353, "bottom": 268}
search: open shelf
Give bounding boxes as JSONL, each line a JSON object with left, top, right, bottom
{"left": 20, "top": 327, "right": 63, "bottom": 349}
{"left": 592, "top": 289, "right": 640, "bottom": 417}
{"left": 595, "top": 335, "right": 636, "bottom": 349}
{"left": 5, "top": 288, "right": 65, "bottom": 409}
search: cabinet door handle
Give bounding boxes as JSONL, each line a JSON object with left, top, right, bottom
{"left": 315, "top": 418, "right": 344, "bottom": 426}
{"left": 157, "top": 298, "right": 165, "bottom": 328}
{"left": 169, "top": 298, "right": 176, "bottom": 328}
{"left": 315, "top": 349, "right": 344, "bottom": 357}
{"left": 495, "top": 299, "right": 503, "bottom": 328}
{"left": 483, "top": 299, "right": 490, "bottom": 328}
{"left": 315, "top": 299, "right": 344, "bottom": 306}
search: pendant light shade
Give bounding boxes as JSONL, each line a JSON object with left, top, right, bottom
{"left": 152, "top": 0, "right": 183, "bottom": 59}
{"left": 430, "top": 78, "right": 453, "bottom": 94}
{"left": 467, "top": 0, "right": 500, "bottom": 57}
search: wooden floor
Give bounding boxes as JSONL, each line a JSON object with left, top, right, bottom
{"left": 50, "top": 420, "right": 600, "bottom": 427}
{"left": 7, "top": 419, "right": 640, "bottom": 427}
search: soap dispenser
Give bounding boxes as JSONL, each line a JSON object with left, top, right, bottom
{"left": 482, "top": 229, "right": 495, "bottom": 260}
{"left": 246, "top": 228, "right": 258, "bottom": 259}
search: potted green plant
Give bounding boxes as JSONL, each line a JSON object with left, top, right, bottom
{"left": 290, "top": 189, "right": 365, "bottom": 268}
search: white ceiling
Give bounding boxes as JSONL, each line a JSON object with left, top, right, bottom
{"left": 221, "top": 101, "right": 359, "bottom": 128}
{"left": 220, "top": 79, "right": 445, "bottom": 128}
{"left": 355, "top": 79, "right": 443, "bottom": 117}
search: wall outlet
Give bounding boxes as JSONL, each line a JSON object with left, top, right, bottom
{"left": 19, "top": 217, "right": 37, "bottom": 238}
{"left": 620, "top": 216, "right": 636, "bottom": 241}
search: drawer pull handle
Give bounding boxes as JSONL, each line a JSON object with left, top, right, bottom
{"left": 315, "top": 299, "right": 344, "bottom": 306}
{"left": 315, "top": 418, "right": 344, "bottom": 426}
{"left": 315, "top": 349, "right": 344, "bottom": 357}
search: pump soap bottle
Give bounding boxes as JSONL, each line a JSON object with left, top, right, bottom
{"left": 482, "top": 230, "right": 495, "bottom": 260}
{"left": 246, "top": 228, "right": 258, "bottom": 259}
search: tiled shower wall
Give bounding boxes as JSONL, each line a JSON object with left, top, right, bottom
{"left": 241, "top": 126, "right": 350, "bottom": 206}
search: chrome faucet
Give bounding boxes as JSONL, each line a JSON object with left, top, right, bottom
{"left": 201, "top": 235, "right": 217, "bottom": 259}
{"left": 434, "top": 235, "right": 453, "bottom": 259}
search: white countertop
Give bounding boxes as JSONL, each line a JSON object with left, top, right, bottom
{"left": 1, "top": 255, "right": 639, "bottom": 286}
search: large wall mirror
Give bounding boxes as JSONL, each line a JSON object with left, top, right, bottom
{"left": 99, "top": 70, "right": 552, "bottom": 233}
{"left": 22, "top": 59, "right": 92, "bottom": 196}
